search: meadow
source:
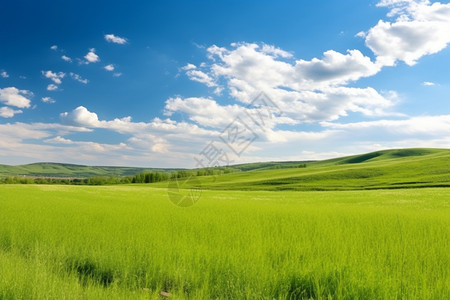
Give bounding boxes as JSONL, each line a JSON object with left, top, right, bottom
{"left": 0, "top": 184, "right": 449, "bottom": 299}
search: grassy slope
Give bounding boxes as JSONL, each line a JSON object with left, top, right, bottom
{"left": 2, "top": 148, "right": 450, "bottom": 191}
{"left": 0, "top": 162, "right": 180, "bottom": 178}
{"left": 152, "top": 148, "right": 450, "bottom": 191}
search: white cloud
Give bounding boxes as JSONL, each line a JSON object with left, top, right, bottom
{"left": 42, "top": 70, "right": 65, "bottom": 84}
{"left": 365, "top": 0, "right": 450, "bottom": 66}
{"left": 104, "top": 64, "right": 115, "bottom": 71}
{"left": 104, "top": 34, "right": 127, "bottom": 44}
{"left": 0, "top": 121, "right": 137, "bottom": 166}
{"left": 61, "top": 55, "right": 72, "bottom": 62}
{"left": 182, "top": 63, "right": 197, "bottom": 71}
{"left": 44, "top": 135, "right": 128, "bottom": 152}
{"left": 422, "top": 81, "right": 435, "bottom": 86}
{"left": 50, "top": 45, "right": 58, "bottom": 51}
{"left": 322, "top": 114, "right": 450, "bottom": 136}
{"left": 0, "top": 107, "right": 22, "bottom": 118}
{"left": 165, "top": 97, "right": 243, "bottom": 128}
{"left": 185, "top": 69, "right": 217, "bottom": 88}
{"left": 355, "top": 31, "right": 367, "bottom": 38}
{"left": 113, "top": 72, "right": 122, "bottom": 77}
{"left": 1, "top": 71, "right": 9, "bottom": 78}
{"left": 293, "top": 49, "right": 381, "bottom": 86}
{"left": 0, "top": 87, "right": 32, "bottom": 108}
{"left": 44, "top": 136, "right": 74, "bottom": 144}
{"left": 182, "top": 43, "right": 395, "bottom": 123}
{"left": 42, "top": 97, "right": 55, "bottom": 103}
{"left": 84, "top": 48, "right": 99, "bottom": 63}
{"left": 60, "top": 106, "right": 101, "bottom": 127}
{"left": 260, "top": 44, "right": 293, "bottom": 58}
{"left": 70, "top": 73, "right": 88, "bottom": 84}
{"left": 47, "top": 84, "right": 58, "bottom": 91}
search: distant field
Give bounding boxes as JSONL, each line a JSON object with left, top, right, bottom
{"left": 2, "top": 149, "right": 449, "bottom": 186}
{"left": 0, "top": 185, "right": 448, "bottom": 299}
{"left": 0, "top": 162, "right": 180, "bottom": 178}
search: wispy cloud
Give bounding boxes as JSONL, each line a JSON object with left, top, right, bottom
{"left": 42, "top": 97, "right": 55, "bottom": 104}
{"left": 423, "top": 81, "right": 435, "bottom": 86}
{"left": 61, "top": 55, "right": 72, "bottom": 62}
{"left": 70, "top": 73, "right": 88, "bottom": 84}
{"left": 1, "top": 71, "right": 9, "bottom": 78}
{"left": 104, "top": 34, "right": 128, "bottom": 44}
{"left": 50, "top": 45, "right": 58, "bottom": 51}
{"left": 47, "top": 84, "right": 58, "bottom": 91}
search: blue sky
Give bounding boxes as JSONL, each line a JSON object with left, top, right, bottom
{"left": 1, "top": 0, "right": 450, "bottom": 167}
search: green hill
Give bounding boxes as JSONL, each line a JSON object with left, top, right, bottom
{"left": 0, "top": 162, "right": 180, "bottom": 178}
{"left": 155, "top": 148, "right": 450, "bottom": 191}
{"left": 2, "top": 148, "right": 450, "bottom": 190}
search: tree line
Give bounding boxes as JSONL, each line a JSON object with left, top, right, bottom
{"left": 0, "top": 167, "right": 236, "bottom": 185}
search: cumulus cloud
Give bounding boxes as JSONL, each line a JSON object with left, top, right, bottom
{"left": 422, "top": 81, "right": 435, "bottom": 86}
{"left": 165, "top": 97, "right": 243, "bottom": 128}
{"left": 47, "top": 84, "right": 58, "bottom": 91}
{"left": 1, "top": 71, "right": 9, "bottom": 78}
{"left": 42, "top": 97, "right": 55, "bottom": 103}
{"left": 84, "top": 48, "right": 99, "bottom": 63}
{"left": 365, "top": 0, "right": 450, "bottom": 66}
{"left": 293, "top": 49, "right": 381, "bottom": 86}
{"left": 0, "top": 107, "right": 22, "bottom": 118}
{"left": 50, "top": 45, "right": 58, "bottom": 51}
{"left": 70, "top": 73, "right": 88, "bottom": 84}
{"left": 181, "top": 43, "right": 396, "bottom": 124}
{"left": 60, "top": 106, "right": 101, "bottom": 127}
{"left": 104, "top": 34, "right": 127, "bottom": 44}
{"left": 0, "top": 87, "right": 32, "bottom": 108}
{"left": 61, "top": 55, "right": 72, "bottom": 62}
{"left": 104, "top": 64, "right": 114, "bottom": 71}
{"left": 42, "top": 70, "right": 65, "bottom": 84}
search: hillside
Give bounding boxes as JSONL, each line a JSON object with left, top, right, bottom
{"left": 0, "top": 162, "right": 180, "bottom": 178}
{"left": 2, "top": 148, "right": 450, "bottom": 191}
{"left": 154, "top": 148, "right": 450, "bottom": 191}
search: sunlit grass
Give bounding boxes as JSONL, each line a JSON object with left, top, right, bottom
{"left": 0, "top": 185, "right": 449, "bottom": 299}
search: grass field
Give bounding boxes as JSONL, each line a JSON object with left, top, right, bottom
{"left": 0, "top": 185, "right": 449, "bottom": 299}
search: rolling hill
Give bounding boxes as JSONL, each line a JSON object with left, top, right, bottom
{"left": 2, "top": 148, "right": 450, "bottom": 191}
{"left": 154, "top": 148, "right": 450, "bottom": 191}
{"left": 0, "top": 162, "right": 180, "bottom": 178}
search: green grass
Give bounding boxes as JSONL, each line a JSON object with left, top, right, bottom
{"left": 0, "top": 185, "right": 449, "bottom": 299}
{"left": 148, "top": 148, "right": 450, "bottom": 191}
